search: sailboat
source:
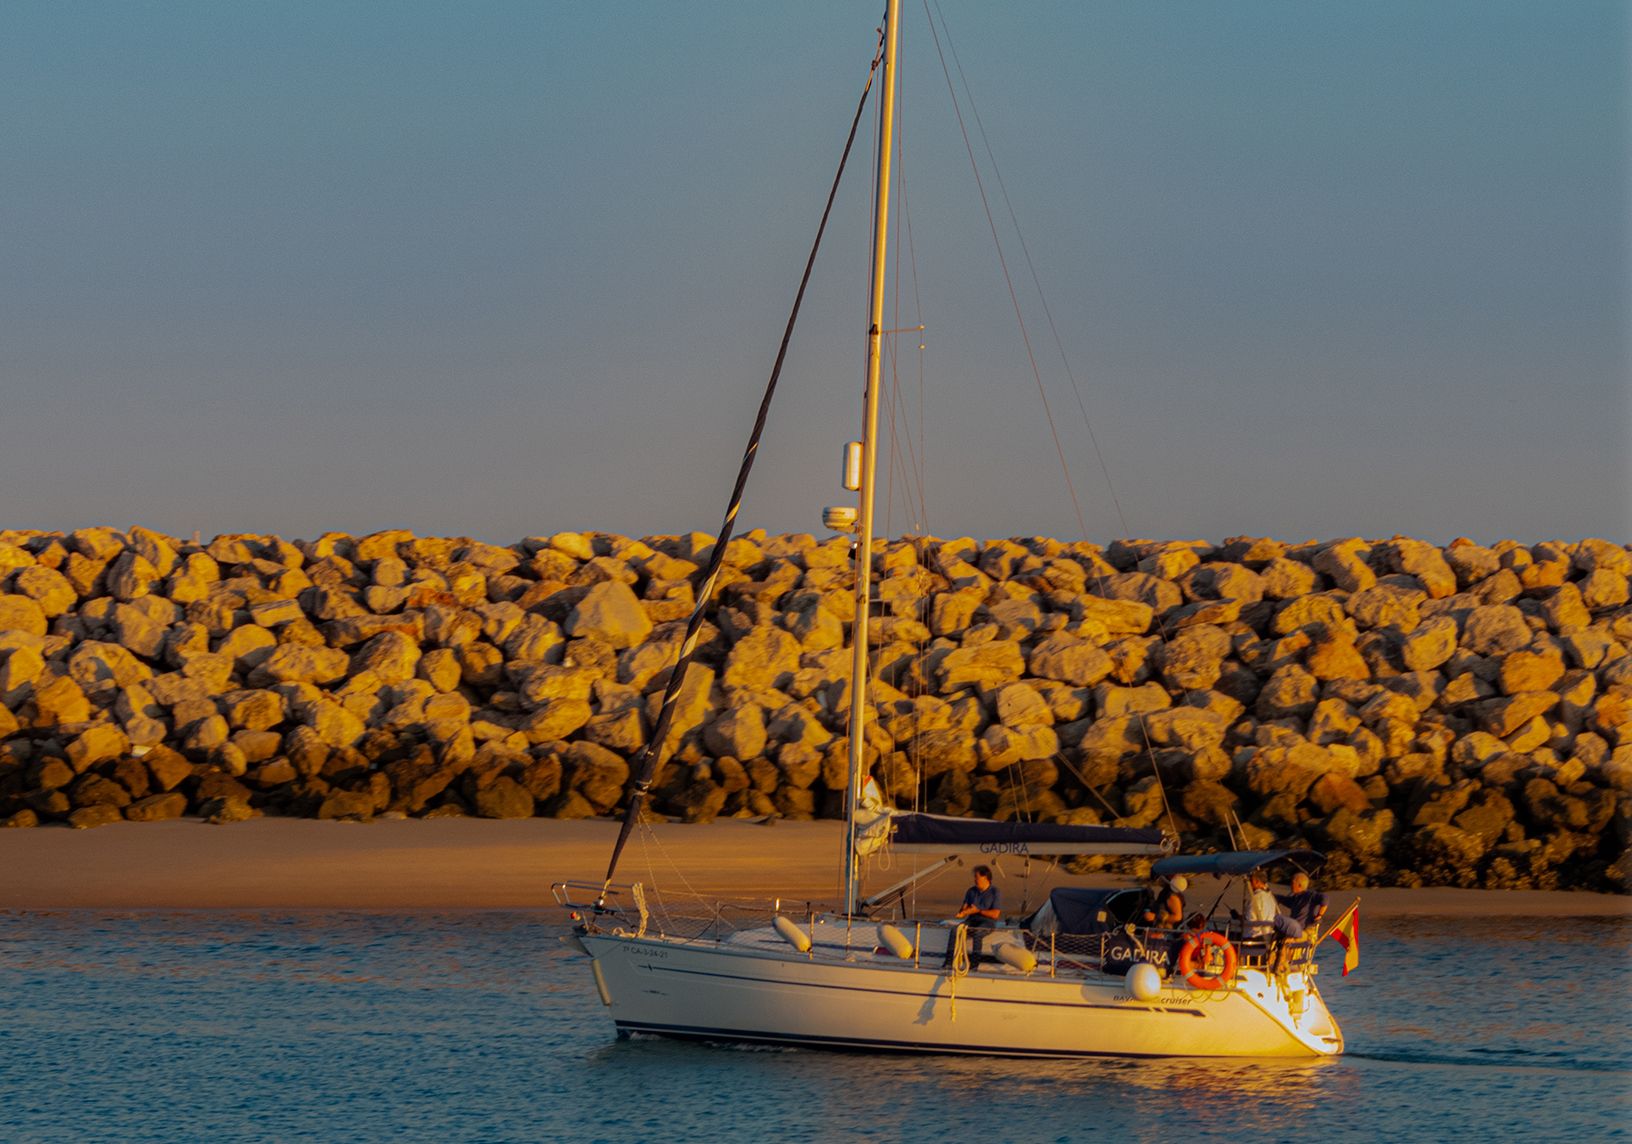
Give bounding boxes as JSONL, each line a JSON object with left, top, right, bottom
{"left": 558, "top": 0, "right": 1346, "bottom": 1058}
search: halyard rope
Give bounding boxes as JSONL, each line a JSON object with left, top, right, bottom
{"left": 946, "top": 921, "right": 971, "bottom": 1022}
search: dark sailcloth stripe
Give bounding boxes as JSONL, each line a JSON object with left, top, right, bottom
{"left": 888, "top": 814, "right": 1168, "bottom": 850}
{"left": 600, "top": 36, "right": 886, "bottom": 897}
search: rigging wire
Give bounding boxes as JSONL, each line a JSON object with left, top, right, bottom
{"left": 902, "top": 188, "right": 929, "bottom": 528}
{"left": 885, "top": 65, "right": 929, "bottom": 537}
{"left": 933, "top": 0, "right": 1131, "bottom": 540}
{"left": 927, "top": 2, "right": 1179, "bottom": 842}
{"left": 886, "top": 75, "right": 901, "bottom": 538}
{"left": 922, "top": 0, "right": 1088, "bottom": 543}
{"left": 602, "top": 30, "right": 887, "bottom": 892}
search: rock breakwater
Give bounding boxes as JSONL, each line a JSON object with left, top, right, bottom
{"left": 0, "top": 526, "right": 1627, "bottom": 894}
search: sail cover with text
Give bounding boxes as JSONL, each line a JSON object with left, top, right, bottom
{"left": 888, "top": 813, "right": 1169, "bottom": 856}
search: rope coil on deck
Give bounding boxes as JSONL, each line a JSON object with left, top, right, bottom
{"left": 946, "top": 923, "right": 970, "bottom": 1021}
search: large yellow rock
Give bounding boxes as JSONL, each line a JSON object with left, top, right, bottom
{"left": 0, "top": 595, "right": 48, "bottom": 637}
{"left": 259, "top": 644, "right": 350, "bottom": 685}
{"left": 303, "top": 699, "right": 366, "bottom": 749}
{"left": 1475, "top": 691, "right": 1562, "bottom": 737}
{"left": 1072, "top": 594, "right": 1152, "bottom": 635}
{"left": 1401, "top": 616, "right": 1458, "bottom": 671}
{"left": 126, "top": 791, "right": 187, "bottom": 822}
{"left": 1462, "top": 605, "right": 1531, "bottom": 657}
{"left": 69, "top": 527, "right": 125, "bottom": 562}
{"left": 936, "top": 641, "right": 1025, "bottom": 692}
{"left": 66, "top": 725, "right": 131, "bottom": 772}
{"left": 1312, "top": 540, "right": 1376, "bottom": 594}
{"left": 354, "top": 630, "right": 421, "bottom": 686}
{"left": 33, "top": 675, "right": 90, "bottom": 726}
{"left": 1346, "top": 584, "right": 1424, "bottom": 632}
{"left": 0, "top": 645, "right": 42, "bottom": 706}
{"left": 111, "top": 603, "right": 167, "bottom": 659}
{"left": 1260, "top": 557, "right": 1318, "bottom": 599}
{"left": 1029, "top": 633, "right": 1114, "bottom": 687}
{"left": 1499, "top": 649, "right": 1565, "bottom": 696}
{"left": 0, "top": 543, "right": 36, "bottom": 575}
{"left": 1307, "top": 634, "right": 1371, "bottom": 682}
{"left": 1272, "top": 593, "right": 1349, "bottom": 637}
{"left": 1539, "top": 584, "right": 1592, "bottom": 631}
{"left": 68, "top": 641, "right": 152, "bottom": 690}
{"left": 723, "top": 625, "right": 801, "bottom": 692}
{"left": 106, "top": 551, "right": 160, "bottom": 600}
{"left": 704, "top": 703, "right": 767, "bottom": 760}
{"left": 126, "top": 527, "right": 178, "bottom": 577}
{"left": 1580, "top": 570, "right": 1630, "bottom": 611}
{"left": 221, "top": 689, "right": 285, "bottom": 731}
{"left": 13, "top": 566, "right": 77, "bottom": 616}
{"left": 1385, "top": 537, "right": 1457, "bottom": 599}
{"left": 564, "top": 580, "right": 652, "bottom": 650}
{"left": 213, "top": 625, "right": 278, "bottom": 672}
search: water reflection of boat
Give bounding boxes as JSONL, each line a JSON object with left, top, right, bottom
{"left": 559, "top": 0, "right": 1345, "bottom": 1058}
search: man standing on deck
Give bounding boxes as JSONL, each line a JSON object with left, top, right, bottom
{"left": 942, "top": 865, "right": 1001, "bottom": 970}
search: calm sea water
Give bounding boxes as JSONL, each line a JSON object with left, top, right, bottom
{"left": 0, "top": 909, "right": 1626, "bottom": 1143}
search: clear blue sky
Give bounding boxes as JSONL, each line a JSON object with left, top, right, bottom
{"left": 2, "top": 1, "right": 1626, "bottom": 546}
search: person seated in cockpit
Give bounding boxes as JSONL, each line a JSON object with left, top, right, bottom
{"left": 1141, "top": 875, "right": 1188, "bottom": 928}
{"left": 1276, "top": 873, "right": 1329, "bottom": 932}
{"left": 1229, "top": 870, "right": 1280, "bottom": 938}
{"left": 942, "top": 865, "right": 1002, "bottom": 970}
{"left": 1268, "top": 912, "right": 1306, "bottom": 973}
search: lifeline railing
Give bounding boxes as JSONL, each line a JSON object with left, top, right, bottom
{"left": 557, "top": 886, "right": 1313, "bottom": 986}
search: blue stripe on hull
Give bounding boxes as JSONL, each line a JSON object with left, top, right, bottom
{"left": 612, "top": 1020, "right": 1197, "bottom": 1059}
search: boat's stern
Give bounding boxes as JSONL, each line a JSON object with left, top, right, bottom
{"left": 1230, "top": 967, "right": 1344, "bottom": 1055}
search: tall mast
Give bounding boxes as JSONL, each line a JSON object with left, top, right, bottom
{"left": 844, "top": 0, "right": 901, "bottom": 916}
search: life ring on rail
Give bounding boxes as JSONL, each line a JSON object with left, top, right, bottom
{"left": 1177, "top": 930, "right": 1236, "bottom": 991}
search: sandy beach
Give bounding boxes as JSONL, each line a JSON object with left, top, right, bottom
{"left": 2, "top": 817, "right": 1626, "bottom": 917}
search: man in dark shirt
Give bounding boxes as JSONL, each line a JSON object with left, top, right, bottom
{"left": 942, "top": 865, "right": 1001, "bottom": 970}
{"left": 1276, "top": 873, "right": 1329, "bottom": 931}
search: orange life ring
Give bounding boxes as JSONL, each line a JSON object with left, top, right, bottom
{"left": 1177, "top": 930, "right": 1237, "bottom": 991}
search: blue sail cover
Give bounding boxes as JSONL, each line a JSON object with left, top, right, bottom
{"left": 888, "top": 813, "right": 1168, "bottom": 856}
{"left": 1151, "top": 849, "right": 1326, "bottom": 879}
{"left": 1042, "top": 887, "right": 1127, "bottom": 935}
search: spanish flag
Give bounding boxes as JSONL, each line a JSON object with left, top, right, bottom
{"left": 1327, "top": 902, "right": 1360, "bottom": 976}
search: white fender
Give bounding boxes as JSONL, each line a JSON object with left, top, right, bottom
{"left": 590, "top": 959, "right": 613, "bottom": 1006}
{"left": 1127, "top": 963, "right": 1162, "bottom": 1001}
{"left": 877, "top": 924, "right": 915, "bottom": 960}
{"left": 774, "top": 915, "right": 813, "bottom": 952}
{"left": 995, "top": 943, "right": 1037, "bottom": 973}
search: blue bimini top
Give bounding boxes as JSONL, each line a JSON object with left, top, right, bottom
{"left": 1150, "top": 849, "right": 1326, "bottom": 879}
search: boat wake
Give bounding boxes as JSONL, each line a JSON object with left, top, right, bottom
{"left": 1344, "top": 1047, "right": 1629, "bottom": 1073}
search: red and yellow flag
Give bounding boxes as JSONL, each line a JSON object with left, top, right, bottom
{"left": 1326, "top": 902, "right": 1360, "bottom": 976}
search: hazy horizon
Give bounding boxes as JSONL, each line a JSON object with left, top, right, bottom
{"left": 3, "top": 1, "right": 1627, "bottom": 548}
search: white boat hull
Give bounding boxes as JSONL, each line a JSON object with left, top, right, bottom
{"left": 577, "top": 928, "right": 1343, "bottom": 1059}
